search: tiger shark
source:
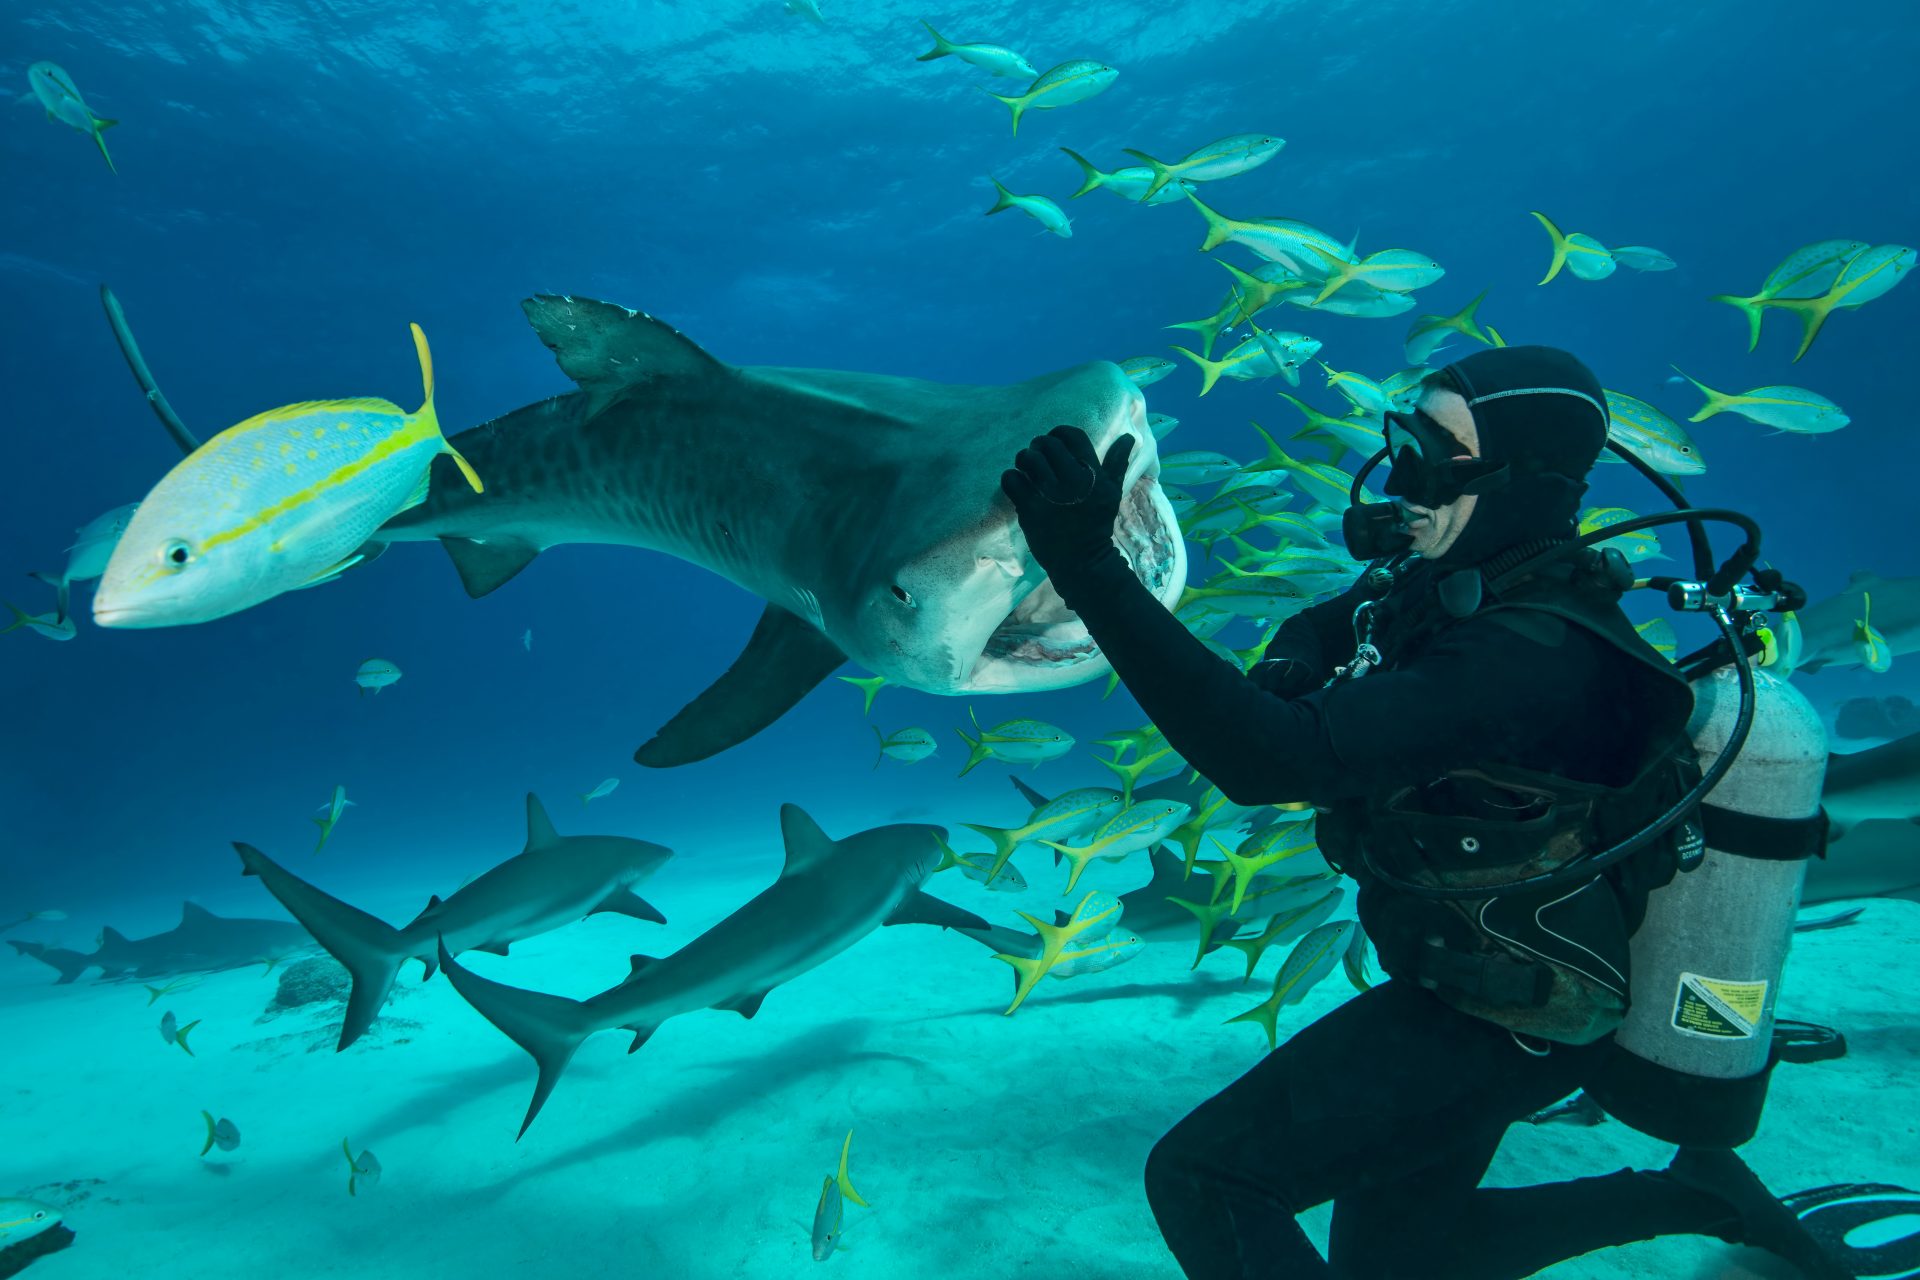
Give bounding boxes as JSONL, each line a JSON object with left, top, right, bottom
{"left": 1784, "top": 571, "right": 1920, "bottom": 673}
{"left": 437, "top": 804, "right": 989, "bottom": 1137}
{"left": 372, "top": 295, "right": 1188, "bottom": 767}
{"left": 234, "top": 793, "right": 672, "bottom": 1049}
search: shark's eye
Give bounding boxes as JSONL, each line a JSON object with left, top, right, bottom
{"left": 891, "top": 585, "right": 916, "bottom": 607}
{"left": 160, "top": 539, "right": 194, "bottom": 569}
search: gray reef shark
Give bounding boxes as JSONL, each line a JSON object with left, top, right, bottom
{"left": 12, "top": 902, "right": 315, "bottom": 983}
{"left": 437, "top": 804, "right": 989, "bottom": 1137}
{"left": 1806, "top": 732, "right": 1920, "bottom": 903}
{"left": 1784, "top": 571, "right": 1920, "bottom": 673}
{"left": 234, "top": 793, "right": 672, "bottom": 1049}
{"left": 373, "top": 296, "right": 1188, "bottom": 767}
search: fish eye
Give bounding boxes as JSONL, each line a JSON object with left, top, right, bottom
{"left": 160, "top": 539, "right": 194, "bottom": 568}
{"left": 890, "top": 584, "right": 916, "bottom": 607}
{"left": 32, "top": 1211, "right": 46, "bottom": 1221}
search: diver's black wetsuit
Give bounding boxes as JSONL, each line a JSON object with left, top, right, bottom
{"left": 1061, "top": 550, "right": 1737, "bottom": 1279}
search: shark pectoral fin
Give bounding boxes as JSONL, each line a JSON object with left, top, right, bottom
{"left": 713, "top": 989, "right": 771, "bottom": 1019}
{"left": 592, "top": 888, "right": 667, "bottom": 925}
{"left": 634, "top": 605, "right": 847, "bottom": 769}
{"left": 439, "top": 536, "right": 541, "bottom": 599}
{"left": 626, "top": 1024, "right": 660, "bottom": 1054}
{"left": 885, "top": 889, "right": 991, "bottom": 932}
{"left": 520, "top": 295, "right": 729, "bottom": 417}
{"left": 418, "top": 952, "right": 438, "bottom": 982}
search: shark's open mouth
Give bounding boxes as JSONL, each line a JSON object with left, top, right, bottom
{"left": 970, "top": 469, "right": 1186, "bottom": 684}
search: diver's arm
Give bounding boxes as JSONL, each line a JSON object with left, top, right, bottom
{"left": 1055, "top": 546, "right": 1356, "bottom": 804}
{"left": 1251, "top": 577, "right": 1373, "bottom": 691}
{"left": 1055, "top": 549, "right": 1606, "bottom": 807}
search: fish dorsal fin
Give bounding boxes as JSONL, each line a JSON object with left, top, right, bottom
{"left": 520, "top": 295, "right": 728, "bottom": 417}
{"left": 525, "top": 793, "right": 559, "bottom": 850}
{"left": 179, "top": 901, "right": 218, "bottom": 926}
{"left": 778, "top": 804, "right": 839, "bottom": 876}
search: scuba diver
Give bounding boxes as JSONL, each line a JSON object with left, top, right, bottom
{"left": 1001, "top": 345, "right": 1915, "bottom": 1279}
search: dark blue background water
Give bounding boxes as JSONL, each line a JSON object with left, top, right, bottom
{"left": 3, "top": 0, "right": 1914, "bottom": 927}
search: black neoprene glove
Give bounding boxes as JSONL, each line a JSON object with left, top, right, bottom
{"left": 1000, "top": 426, "right": 1135, "bottom": 585}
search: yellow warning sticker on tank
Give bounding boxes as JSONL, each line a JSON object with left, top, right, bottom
{"left": 1670, "top": 972, "right": 1769, "bottom": 1040}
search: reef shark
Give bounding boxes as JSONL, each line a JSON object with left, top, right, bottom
{"left": 372, "top": 296, "right": 1187, "bottom": 767}
{"left": 4, "top": 902, "right": 313, "bottom": 984}
{"left": 437, "top": 803, "right": 989, "bottom": 1137}
{"left": 1806, "top": 732, "right": 1920, "bottom": 903}
{"left": 1784, "top": 571, "right": 1920, "bottom": 673}
{"left": 234, "top": 793, "right": 673, "bottom": 1050}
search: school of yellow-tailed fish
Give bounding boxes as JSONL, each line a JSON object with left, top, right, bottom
{"left": 7, "top": 9, "right": 1917, "bottom": 1270}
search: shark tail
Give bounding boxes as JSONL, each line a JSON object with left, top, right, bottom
{"left": 436, "top": 941, "right": 597, "bottom": 1139}
{"left": 233, "top": 842, "right": 407, "bottom": 1050}
{"left": 27, "top": 572, "right": 69, "bottom": 624}
{"left": 1709, "top": 292, "right": 1768, "bottom": 352}
{"left": 1529, "top": 211, "right": 1571, "bottom": 285}
{"left": 7, "top": 939, "right": 92, "bottom": 984}
{"left": 1058, "top": 147, "right": 1106, "bottom": 199}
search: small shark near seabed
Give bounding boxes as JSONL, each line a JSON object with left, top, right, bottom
{"left": 1805, "top": 732, "right": 1920, "bottom": 904}
{"left": 372, "top": 296, "right": 1188, "bottom": 767}
{"left": 234, "top": 793, "right": 673, "bottom": 1049}
{"left": 438, "top": 804, "right": 989, "bottom": 1137}
{"left": 6, "top": 902, "right": 312, "bottom": 984}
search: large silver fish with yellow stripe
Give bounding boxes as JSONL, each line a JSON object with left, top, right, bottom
{"left": 95, "top": 325, "right": 482, "bottom": 628}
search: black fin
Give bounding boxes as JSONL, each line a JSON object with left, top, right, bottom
{"left": 1009, "top": 776, "right": 1051, "bottom": 809}
{"left": 520, "top": 296, "right": 728, "bottom": 417}
{"left": 885, "top": 889, "right": 990, "bottom": 932}
{"left": 635, "top": 604, "right": 847, "bottom": 768}
{"left": 714, "top": 990, "right": 770, "bottom": 1019}
{"left": 440, "top": 536, "right": 541, "bottom": 598}
{"left": 593, "top": 888, "right": 667, "bottom": 925}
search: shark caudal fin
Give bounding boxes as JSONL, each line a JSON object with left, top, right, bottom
{"left": 436, "top": 941, "right": 597, "bottom": 1139}
{"left": 232, "top": 842, "right": 406, "bottom": 1050}
{"left": 7, "top": 939, "right": 93, "bottom": 984}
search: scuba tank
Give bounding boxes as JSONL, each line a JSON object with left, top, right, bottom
{"left": 1586, "top": 665, "right": 1829, "bottom": 1147}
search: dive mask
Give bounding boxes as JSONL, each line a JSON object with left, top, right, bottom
{"left": 1380, "top": 408, "right": 1511, "bottom": 510}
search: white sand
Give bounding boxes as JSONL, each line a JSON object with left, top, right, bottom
{"left": 4, "top": 842, "right": 1916, "bottom": 1280}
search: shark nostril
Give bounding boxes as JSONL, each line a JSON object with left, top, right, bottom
{"left": 891, "top": 585, "right": 916, "bottom": 607}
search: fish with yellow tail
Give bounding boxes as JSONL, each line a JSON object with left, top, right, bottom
{"left": 1749, "top": 244, "right": 1915, "bottom": 361}
{"left": 27, "top": 62, "right": 118, "bottom": 172}
{"left": 1042, "top": 800, "right": 1190, "bottom": 893}
{"left": 94, "top": 324, "right": 482, "bottom": 629}
{"left": 1856, "top": 594, "right": 1892, "bottom": 674}
{"left": 1528, "top": 211, "right": 1617, "bottom": 284}
{"left": 982, "top": 60, "right": 1117, "bottom": 136}
{"left": 1121, "top": 133, "right": 1286, "bottom": 199}
{"left": 811, "top": 1129, "right": 868, "bottom": 1261}
{"left": 953, "top": 707, "right": 1074, "bottom": 777}
{"left": 993, "top": 890, "right": 1122, "bottom": 1013}
{"left": 343, "top": 1140, "right": 381, "bottom": 1195}
{"left": 1228, "top": 918, "right": 1356, "bottom": 1047}
{"left": 1306, "top": 243, "right": 1445, "bottom": 305}
{"left": 1668, "top": 367, "right": 1849, "bottom": 434}
{"left": 959, "top": 785, "right": 1125, "bottom": 884}
{"left": 1710, "top": 239, "right": 1870, "bottom": 351}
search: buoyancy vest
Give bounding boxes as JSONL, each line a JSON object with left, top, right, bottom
{"left": 1316, "top": 544, "right": 1701, "bottom": 1043}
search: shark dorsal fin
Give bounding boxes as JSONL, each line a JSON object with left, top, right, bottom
{"left": 1846, "top": 569, "right": 1885, "bottom": 589}
{"left": 426, "top": 894, "right": 444, "bottom": 911}
{"left": 98, "top": 926, "right": 130, "bottom": 947}
{"left": 525, "top": 793, "right": 559, "bottom": 850}
{"left": 627, "top": 954, "right": 660, "bottom": 979}
{"left": 179, "top": 901, "right": 218, "bottom": 926}
{"left": 778, "top": 804, "right": 838, "bottom": 875}
{"left": 520, "top": 296, "right": 728, "bottom": 417}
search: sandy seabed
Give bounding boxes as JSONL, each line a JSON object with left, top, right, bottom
{"left": 4, "top": 839, "right": 1916, "bottom": 1280}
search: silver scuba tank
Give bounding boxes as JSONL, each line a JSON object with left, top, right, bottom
{"left": 1589, "top": 665, "right": 1827, "bottom": 1147}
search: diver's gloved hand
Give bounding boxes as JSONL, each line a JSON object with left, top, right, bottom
{"left": 1001, "top": 426, "right": 1135, "bottom": 586}
{"left": 1248, "top": 656, "right": 1323, "bottom": 699}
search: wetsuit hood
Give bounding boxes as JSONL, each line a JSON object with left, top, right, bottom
{"left": 1427, "top": 345, "right": 1609, "bottom": 568}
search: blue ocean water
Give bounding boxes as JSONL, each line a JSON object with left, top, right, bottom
{"left": 2, "top": 0, "right": 1917, "bottom": 1276}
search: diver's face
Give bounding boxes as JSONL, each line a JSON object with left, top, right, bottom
{"left": 1399, "top": 388, "right": 1480, "bottom": 557}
